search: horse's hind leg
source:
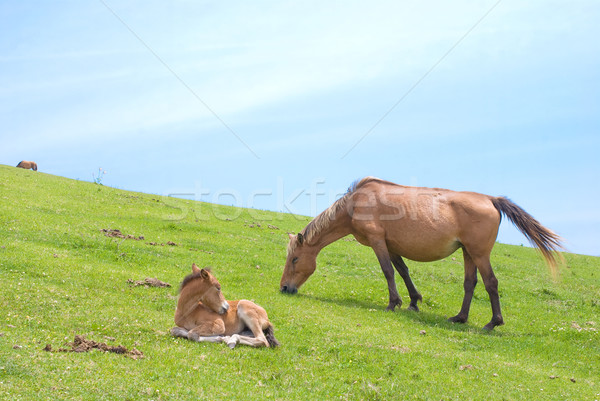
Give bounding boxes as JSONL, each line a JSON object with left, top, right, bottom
{"left": 237, "top": 301, "right": 270, "bottom": 347}
{"left": 449, "top": 248, "right": 477, "bottom": 324}
{"left": 475, "top": 255, "right": 504, "bottom": 330}
{"left": 231, "top": 334, "right": 270, "bottom": 348}
{"left": 453, "top": 246, "right": 504, "bottom": 330}
{"left": 390, "top": 254, "right": 422, "bottom": 311}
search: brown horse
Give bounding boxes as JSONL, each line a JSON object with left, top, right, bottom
{"left": 16, "top": 161, "right": 37, "bottom": 171}
{"left": 280, "top": 177, "right": 563, "bottom": 330}
{"left": 171, "top": 264, "right": 279, "bottom": 348}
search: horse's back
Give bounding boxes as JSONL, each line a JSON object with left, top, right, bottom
{"left": 350, "top": 181, "right": 500, "bottom": 261}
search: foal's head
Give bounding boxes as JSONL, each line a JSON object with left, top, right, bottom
{"left": 180, "top": 264, "right": 229, "bottom": 314}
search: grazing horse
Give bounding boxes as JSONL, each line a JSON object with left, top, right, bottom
{"left": 171, "top": 264, "right": 279, "bottom": 348}
{"left": 280, "top": 177, "right": 563, "bottom": 330}
{"left": 16, "top": 161, "right": 37, "bottom": 171}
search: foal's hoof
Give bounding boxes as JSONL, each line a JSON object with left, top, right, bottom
{"left": 170, "top": 327, "right": 189, "bottom": 337}
{"left": 226, "top": 335, "right": 239, "bottom": 349}
{"left": 407, "top": 304, "right": 420, "bottom": 312}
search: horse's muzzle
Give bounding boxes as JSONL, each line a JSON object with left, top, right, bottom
{"left": 280, "top": 285, "right": 298, "bottom": 295}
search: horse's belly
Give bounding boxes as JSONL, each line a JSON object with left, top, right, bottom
{"left": 386, "top": 235, "right": 461, "bottom": 262}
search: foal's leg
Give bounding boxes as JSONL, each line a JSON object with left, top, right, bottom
{"left": 390, "top": 254, "right": 422, "bottom": 311}
{"left": 170, "top": 326, "right": 225, "bottom": 343}
{"left": 370, "top": 239, "right": 402, "bottom": 311}
{"left": 236, "top": 301, "right": 270, "bottom": 347}
{"left": 234, "top": 334, "right": 270, "bottom": 348}
{"left": 449, "top": 249, "right": 478, "bottom": 324}
{"left": 171, "top": 327, "right": 189, "bottom": 338}
{"left": 187, "top": 320, "right": 228, "bottom": 342}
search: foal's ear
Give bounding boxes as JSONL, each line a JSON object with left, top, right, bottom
{"left": 200, "top": 268, "right": 210, "bottom": 279}
{"left": 297, "top": 233, "right": 304, "bottom": 245}
{"left": 192, "top": 263, "right": 201, "bottom": 274}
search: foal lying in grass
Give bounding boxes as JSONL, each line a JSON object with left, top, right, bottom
{"left": 171, "top": 264, "right": 279, "bottom": 349}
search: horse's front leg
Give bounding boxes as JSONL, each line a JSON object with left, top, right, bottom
{"left": 186, "top": 320, "right": 227, "bottom": 343}
{"left": 171, "top": 326, "right": 225, "bottom": 343}
{"left": 390, "top": 254, "right": 422, "bottom": 311}
{"left": 371, "top": 240, "right": 402, "bottom": 311}
{"left": 171, "top": 327, "right": 190, "bottom": 338}
{"left": 448, "top": 249, "right": 477, "bottom": 324}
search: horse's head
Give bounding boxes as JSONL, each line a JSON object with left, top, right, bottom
{"left": 183, "top": 264, "right": 229, "bottom": 314}
{"left": 280, "top": 233, "right": 317, "bottom": 295}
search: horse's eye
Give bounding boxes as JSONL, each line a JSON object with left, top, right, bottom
{"left": 292, "top": 257, "right": 298, "bottom": 264}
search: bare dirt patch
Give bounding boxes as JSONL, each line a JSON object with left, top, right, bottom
{"left": 127, "top": 278, "right": 171, "bottom": 288}
{"left": 101, "top": 228, "right": 144, "bottom": 240}
{"left": 147, "top": 241, "right": 178, "bottom": 246}
{"left": 43, "top": 335, "right": 144, "bottom": 359}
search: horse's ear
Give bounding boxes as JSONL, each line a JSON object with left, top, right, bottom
{"left": 192, "top": 263, "right": 201, "bottom": 274}
{"left": 297, "top": 233, "right": 304, "bottom": 245}
{"left": 288, "top": 233, "right": 294, "bottom": 241}
{"left": 200, "top": 268, "right": 210, "bottom": 279}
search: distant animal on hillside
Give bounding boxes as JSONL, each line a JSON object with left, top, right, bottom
{"left": 280, "top": 176, "right": 564, "bottom": 330}
{"left": 171, "top": 264, "right": 280, "bottom": 348}
{"left": 16, "top": 161, "right": 37, "bottom": 171}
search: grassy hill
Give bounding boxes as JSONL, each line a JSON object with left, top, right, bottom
{"left": 1, "top": 164, "right": 598, "bottom": 400}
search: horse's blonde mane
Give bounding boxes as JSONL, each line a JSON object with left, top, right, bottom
{"left": 287, "top": 177, "right": 384, "bottom": 254}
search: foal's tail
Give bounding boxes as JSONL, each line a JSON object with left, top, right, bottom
{"left": 264, "top": 324, "right": 280, "bottom": 348}
{"left": 491, "top": 197, "right": 564, "bottom": 274}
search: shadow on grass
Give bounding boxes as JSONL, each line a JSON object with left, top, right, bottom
{"left": 400, "top": 308, "right": 505, "bottom": 336}
{"left": 296, "top": 292, "right": 380, "bottom": 311}
{"left": 291, "top": 292, "right": 505, "bottom": 336}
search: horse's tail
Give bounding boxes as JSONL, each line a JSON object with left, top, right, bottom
{"left": 264, "top": 324, "right": 280, "bottom": 348}
{"left": 491, "top": 196, "right": 564, "bottom": 274}
{"left": 16, "top": 161, "right": 23, "bottom": 167}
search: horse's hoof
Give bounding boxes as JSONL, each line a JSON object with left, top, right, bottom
{"left": 483, "top": 319, "right": 504, "bottom": 330}
{"left": 407, "top": 305, "right": 419, "bottom": 312}
{"left": 448, "top": 315, "right": 467, "bottom": 324}
{"left": 385, "top": 301, "right": 401, "bottom": 312}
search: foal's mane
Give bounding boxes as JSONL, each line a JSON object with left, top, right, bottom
{"left": 288, "top": 177, "right": 386, "bottom": 254}
{"left": 179, "top": 268, "right": 212, "bottom": 293}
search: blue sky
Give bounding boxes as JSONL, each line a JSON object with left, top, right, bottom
{"left": 1, "top": 1, "right": 599, "bottom": 256}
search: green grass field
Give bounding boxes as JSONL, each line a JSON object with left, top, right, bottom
{"left": 1, "top": 164, "right": 598, "bottom": 400}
